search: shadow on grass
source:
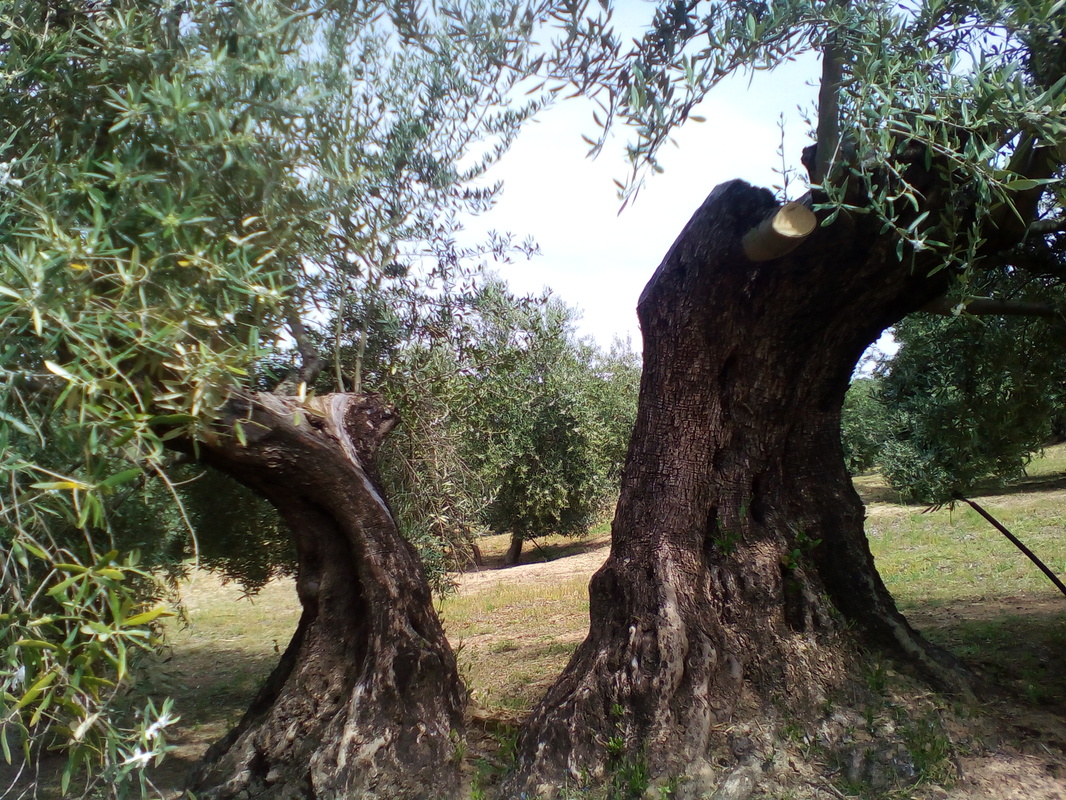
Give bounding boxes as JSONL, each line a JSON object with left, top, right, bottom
{"left": 970, "top": 471, "right": 1066, "bottom": 499}
{"left": 140, "top": 642, "right": 282, "bottom": 794}
{"left": 477, "top": 533, "right": 611, "bottom": 571}
{"left": 0, "top": 643, "right": 281, "bottom": 800}
{"left": 854, "top": 468, "right": 1066, "bottom": 507}
{"left": 906, "top": 597, "right": 1066, "bottom": 711}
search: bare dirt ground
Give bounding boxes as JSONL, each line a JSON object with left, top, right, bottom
{"left": 906, "top": 597, "right": 1066, "bottom": 800}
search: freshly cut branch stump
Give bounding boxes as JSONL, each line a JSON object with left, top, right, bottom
{"left": 187, "top": 393, "right": 464, "bottom": 800}
{"left": 741, "top": 200, "right": 817, "bottom": 261}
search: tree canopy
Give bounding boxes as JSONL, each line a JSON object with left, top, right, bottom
{"left": 842, "top": 305, "right": 1066, "bottom": 502}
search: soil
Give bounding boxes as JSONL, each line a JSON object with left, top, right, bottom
{"left": 8, "top": 528, "right": 1064, "bottom": 799}
{"left": 456, "top": 533, "right": 611, "bottom": 594}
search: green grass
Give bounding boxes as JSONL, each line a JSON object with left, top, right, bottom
{"left": 442, "top": 573, "right": 590, "bottom": 712}
{"left": 866, "top": 499, "right": 1066, "bottom": 604}
{"left": 857, "top": 444, "right": 1066, "bottom": 709}
{"left": 135, "top": 451, "right": 1066, "bottom": 795}
{"left": 140, "top": 573, "right": 302, "bottom": 789}
{"left": 859, "top": 444, "right": 1066, "bottom": 606}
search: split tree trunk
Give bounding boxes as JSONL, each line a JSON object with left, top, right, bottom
{"left": 186, "top": 393, "right": 464, "bottom": 800}
{"left": 507, "top": 180, "right": 969, "bottom": 795}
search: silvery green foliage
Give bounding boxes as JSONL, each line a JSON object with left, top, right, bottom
{"left": 0, "top": 0, "right": 554, "bottom": 793}
{"left": 547, "top": 0, "right": 1064, "bottom": 259}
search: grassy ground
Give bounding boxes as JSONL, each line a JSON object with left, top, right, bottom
{"left": 120, "top": 448, "right": 1066, "bottom": 797}
{"left": 858, "top": 445, "right": 1066, "bottom": 714}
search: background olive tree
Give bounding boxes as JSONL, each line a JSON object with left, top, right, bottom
{"left": 841, "top": 304, "right": 1066, "bottom": 503}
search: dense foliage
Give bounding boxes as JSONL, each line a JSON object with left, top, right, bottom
{"left": 842, "top": 308, "right": 1066, "bottom": 503}
{"left": 840, "top": 375, "right": 889, "bottom": 476}
{"left": 339, "top": 276, "right": 638, "bottom": 577}
{"left": 0, "top": 0, "right": 553, "bottom": 792}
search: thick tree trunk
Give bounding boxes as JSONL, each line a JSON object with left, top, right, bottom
{"left": 185, "top": 393, "right": 464, "bottom": 800}
{"left": 506, "top": 180, "right": 969, "bottom": 795}
{"left": 503, "top": 532, "right": 524, "bottom": 565}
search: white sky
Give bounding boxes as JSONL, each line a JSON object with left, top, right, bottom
{"left": 464, "top": 51, "right": 824, "bottom": 349}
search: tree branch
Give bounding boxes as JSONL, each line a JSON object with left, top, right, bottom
{"left": 285, "top": 305, "right": 323, "bottom": 387}
{"left": 1030, "top": 217, "right": 1066, "bottom": 236}
{"left": 918, "top": 295, "right": 1060, "bottom": 318}
{"left": 958, "top": 497, "right": 1066, "bottom": 599}
{"left": 811, "top": 31, "right": 842, "bottom": 187}
{"left": 742, "top": 201, "right": 817, "bottom": 261}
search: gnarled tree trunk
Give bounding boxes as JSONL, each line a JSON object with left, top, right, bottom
{"left": 506, "top": 180, "right": 969, "bottom": 795}
{"left": 186, "top": 393, "right": 464, "bottom": 800}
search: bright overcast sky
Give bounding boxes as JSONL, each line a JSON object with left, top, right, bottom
{"left": 464, "top": 43, "right": 824, "bottom": 349}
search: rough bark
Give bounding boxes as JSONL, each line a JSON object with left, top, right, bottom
{"left": 503, "top": 532, "right": 524, "bottom": 565}
{"left": 186, "top": 393, "right": 464, "bottom": 800}
{"left": 506, "top": 180, "right": 969, "bottom": 796}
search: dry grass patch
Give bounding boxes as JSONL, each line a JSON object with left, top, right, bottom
{"left": 441, "top": 575, "right": 591, "bottom": 714}
{"left": 440, "top": 526, "right": 608, "bottom": 715}
{"left": 141, "top": 572, "right": 301, "bottom": 790}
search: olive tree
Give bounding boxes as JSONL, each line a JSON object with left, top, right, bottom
{"left": 501, "top": 0, "right": 1066, "bottom": 793}
{"left": 878, "top": 307, "right": 1066, "bottom": 502}
{"left": 0, "top": 1, "right": 553, "bottom": 796}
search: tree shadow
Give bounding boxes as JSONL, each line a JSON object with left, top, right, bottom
{"left": 853, "top": 469, "right": 1066, "bottom": 506}
{"left": 473, "top": 530, "right": 612, "bottom": 571}
{"left": 0, "top": 643, "right": 279, "bottom": 800}
{"left": 139, "top": 643, "right": 281, "bottom": 795}
{"left": 906, "top": 596, "right": 1066, "bottom": 712}
{"left": 970, "top": 471, "right": 1066, "bottom": 499}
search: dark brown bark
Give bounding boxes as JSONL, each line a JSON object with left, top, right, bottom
{"left": 185, "top": 393, "right": 464, "bottom": 800}
{"left": 506, "top": 180, "right": 970, "bottom": 795}
{"left": 503, "top": 532, "right": 524, "bottom": 565}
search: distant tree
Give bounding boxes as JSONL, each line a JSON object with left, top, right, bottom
{"left": 464, "top": 289, "right": 638, "bottom": 565}
{"left": 179, "top": 269, "right": 639, "bottom": 591}
{"left": 176, "top": 467, "right": 297, "bottom": 592}
{"left": 878, "top": 311, "right": 1066, "bottom": 503}
{"left": 841, "top": 375, "right": 890, "bottom": 476}
{"left": 584, "top": 336, "right": 643, "bottom": 488}
{"left": 333, "top": 267, "right": 539, "bottom": 583}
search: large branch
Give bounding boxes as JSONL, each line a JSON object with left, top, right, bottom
{"left": 811, "top": 25, "right": 845, "bottom": 186}
{"left": 1030, "top": 217, "right": 1066, "bottom": 236}
{"left": 285, "top": 304, "right": 323, "bottom": 386}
